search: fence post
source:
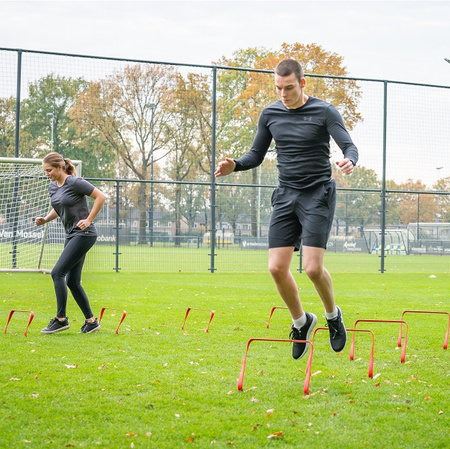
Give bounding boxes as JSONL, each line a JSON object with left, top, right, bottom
{"left": 379, "top": 80, "right": 388, "bottom": 274}
{"left": 14, "top": 49, "right": 22, "bottom": 158}
{"left": 113, "top": 180, "right": 121, "bottom": 272}
{"left": 209, "top": 66, "right": 217, "bottom": 273}
{"left": 11, "top": 50, "right": 23, "bottom": 269}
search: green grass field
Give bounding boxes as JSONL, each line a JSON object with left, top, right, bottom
{"left": 0, "top": 256, "right": 449, "bottom": 448}
{"left": 3, "top": 241, "right": 450, "bottom": 274}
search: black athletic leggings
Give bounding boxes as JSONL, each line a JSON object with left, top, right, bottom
{"left": 51, "top": 233, "right": 97, "bottom": 319}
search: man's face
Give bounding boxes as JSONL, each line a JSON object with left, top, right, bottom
{"left": 274, "top": 72, "right": 306, "bottom": 109}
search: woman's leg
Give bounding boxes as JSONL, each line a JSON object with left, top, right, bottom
{"left": 51, "top": 235, "right": 96, "bottom": 319}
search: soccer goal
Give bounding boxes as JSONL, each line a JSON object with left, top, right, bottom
{"left": 0, "top": 157, "right": 81, "bottom": 272}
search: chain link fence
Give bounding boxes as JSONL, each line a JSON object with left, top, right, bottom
{"left": 0, "top": 47, "right": 449, "bottom": 273}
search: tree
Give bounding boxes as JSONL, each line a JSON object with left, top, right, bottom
{"left": 333, "top": 166, "right": 381, "bottom": 235}
{"left": 162, "top": 72, "right": 211, "bottom": 244}
{"left": 0, "top": 97, "right": 16, "bottom": 157}
{"left": 18, "top": 74, "right": 115, "bottom": 177}
{"left": 70, "top": 64, "right": 175, "bottom": 244}
{"left": 395, "top": 180, "right": 437, "bottom": 225}
{"left": 433, "top": 177, "right": 450, "bottom": 222}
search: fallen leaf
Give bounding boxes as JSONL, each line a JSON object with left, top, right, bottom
{"left": 267, "top": 431, "right": 283, "bottom": 439}
{"left": 98, "top": 365, "right": 107, "bottom": 370}
{"left": 10, "top": 377, "right": 20, "bottom": 381}
{"left": 64, "top": 365, "right": 78, "bottom": 369}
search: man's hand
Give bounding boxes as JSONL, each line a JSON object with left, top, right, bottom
{"left": 214, "top": 157, "right": 236, "bottom": 177}
{"left": 35, "top": 217, "right": 46, "bottom": 226}
{"left": 335, "top": 158, "right": 354, "bottom": 175}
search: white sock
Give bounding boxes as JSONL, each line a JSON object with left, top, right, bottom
{"left": 293, "top": 314, "right": 307, "bottom": 329}
{"left": 326, "top": 307, "right": 338, "bottom": 320}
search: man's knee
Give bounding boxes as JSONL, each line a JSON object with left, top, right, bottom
{"left": 304, "top": 262, "right": 323, "bottom": 282}
{"left": 268, "top": 259, "right": 290, "bottom": 280}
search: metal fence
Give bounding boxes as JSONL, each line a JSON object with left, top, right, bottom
{"left": 0, "top": 47, "right": 449, "bottom": 273}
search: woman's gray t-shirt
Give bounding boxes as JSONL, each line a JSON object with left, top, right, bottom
{"left": 48, "top": 176, "right": 97, "bottom": 237}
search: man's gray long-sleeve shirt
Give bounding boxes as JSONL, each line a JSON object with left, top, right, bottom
{"left": 234, "top": 97, "right": 359, "bottom": 190}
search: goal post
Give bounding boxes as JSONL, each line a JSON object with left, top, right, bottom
{"left": 0, "top": 157, "right": 82, "bottom": 272}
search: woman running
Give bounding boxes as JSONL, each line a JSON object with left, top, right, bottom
{"left": 36, "top": 152, "right": 106, "bottom": 334}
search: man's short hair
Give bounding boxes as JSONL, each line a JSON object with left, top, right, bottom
{"left": 275, "top": 59, "right": 304, "bottom": 83}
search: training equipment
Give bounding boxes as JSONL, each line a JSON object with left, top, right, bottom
{"left": 238, "top": 337, "right": 314, "bottom": 394}
{"left": 352, "top": 319, "right": 409, "bottom": 363}
{"left": 311, "top": 327, "right": 376, "bottom": 378}
{"left": 398, "top": 310, "right": 449, "bottom": 350}
{"left": 4, "top": 309, "right": 35, "bottom": 337}
{"left": 98, "top": 307, "right": 127, "bottom": 334}
{"left": 0, "top": 157, "right": 81, "bottom": 272}
{"left": 181, "top": 307, "right": 215, "bottom": 333}
{"left": 266, "top": 306, "right": 288, "bottom": 328}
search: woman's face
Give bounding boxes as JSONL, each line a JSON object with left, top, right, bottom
{"left": 43, "top": 162, "right": 64, "bottom": 182}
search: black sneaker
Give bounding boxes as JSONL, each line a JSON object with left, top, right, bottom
{"left": 41, "top": 317, "right": 70, "bottom": 334}
{"left": 79, "top": 318, "right": 100, "bottom": 334}
{"left": 327, "top": 306, "right": 347, "bottom": 352}
{"left": 289, "top": 312, "right": 318, "bottom": 360}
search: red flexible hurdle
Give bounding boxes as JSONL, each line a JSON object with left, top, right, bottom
{"left": 398, "top": 310, "right": 449, "bottom": 350}
{"left": 4, "top": 310, "right": 35, "bottom": 337}
{"left": 266, "top": 306, "right": 288, "bottom": 328}
{"left": 353, "top": 319, "right": 409, "bottom": 363}
{"left": 237, "top": 338, "right": 314, "bottom": 395}
{"left": 313, "top": 327, "right": 375, "bottom": 378}
{"left": 181, "top": 308, "right": 215, "bottom": 333}
{"left": 98, "top": 307, "right": 127, "bottom": 334}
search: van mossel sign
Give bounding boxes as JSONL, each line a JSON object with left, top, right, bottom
{"left": 0, "top": 229, "right": 45, "bottom": 239}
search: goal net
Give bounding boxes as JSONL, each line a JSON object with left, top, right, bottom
{"left": 0, "top": 157, "right": 81, "bottom": 272}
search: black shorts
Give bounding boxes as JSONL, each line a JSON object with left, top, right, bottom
{"left": 268, "top": 180, "right": 336, "bottom": 250}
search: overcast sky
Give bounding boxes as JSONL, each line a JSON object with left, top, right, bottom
{"left": 1, "top": 0, "right": 449, "bottom": 184}
{"left": 1, "top": 0, "right": 449, "bottom": 86}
